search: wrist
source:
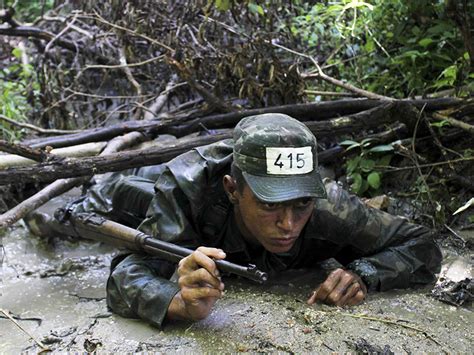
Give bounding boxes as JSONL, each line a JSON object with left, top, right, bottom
{"left": 166, "top": 292, "right": 189, "bottom": 321}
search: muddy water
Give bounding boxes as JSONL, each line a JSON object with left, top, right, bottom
{"left": 1, "top": 198, "right": 472, "bottom": 352}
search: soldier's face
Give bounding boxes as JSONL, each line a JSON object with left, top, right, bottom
{"left": 233, "top": 184, "right": 314, "bottom": 253}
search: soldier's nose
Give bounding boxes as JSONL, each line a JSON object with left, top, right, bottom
{"left": 277, "top": 207, "right": 294, "bottom": 232}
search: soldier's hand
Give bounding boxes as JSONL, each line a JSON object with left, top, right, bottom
{"left": 307, "top": 268, "right": 367, "bottom": 307}
{"left": 167, "top": 247, "right": 226, "bottom": 321}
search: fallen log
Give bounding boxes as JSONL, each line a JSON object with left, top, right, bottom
{"left": 0, "top": 132, "right": 232, "bottom": 185}
{"left": 24, "top": 98, "right": 462, "bottom": 150}
{"left": 0, "top": 102, "right": 419, "bottom": 185}
{"left": 0, "top": 132, "right": 146, "bottom": 229}
{"left": 0, "top": 139, "right": 53, "bottom": 162}
{"left": 0, "top": 142, "right": 107, "bottom": 169}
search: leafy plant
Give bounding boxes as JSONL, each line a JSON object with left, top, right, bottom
{"left": 0, "top": 46, "right": 40, "bottom": 141}
{"left": 341, "top": 138, "right": 394, "bottom": 196}
{"left": 290, "top": 0, "right": 470, "bottom": 98}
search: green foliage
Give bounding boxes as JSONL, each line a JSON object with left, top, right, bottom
{"left": 3, "top": 0, "right": 55, "bottom": 22}
{"left": 341, "top": 138, "right": 394, "bottom": 196}
{"left": 0, "top": 46, "right": 39, "bottom": 141}
{"left": 290, "top": 0, "right": 471, "bottom": 98}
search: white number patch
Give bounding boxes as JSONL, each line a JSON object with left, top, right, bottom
{"left": 266, "top": 147, "right": 313, "bottom": 175}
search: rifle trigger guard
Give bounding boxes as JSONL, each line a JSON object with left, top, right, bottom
{"left": 77, "top": 213, "right": 107, "bottom": 226}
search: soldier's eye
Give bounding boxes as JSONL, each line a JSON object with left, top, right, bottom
{"left": 295, "top": 198, "right": 313, "bottom": 208}
{"left": 262, "top": 202, "right": 280, "bottom": 210}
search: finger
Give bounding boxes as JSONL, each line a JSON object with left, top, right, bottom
{"left": 326, "top": 272, "right": 357, "bottom": 304}
{"left": 181, "top": 285, "right": 223, "bottom": 302}
{"left": 179, "top": 268, "right": 225, "bottom": 290}
{"left": 315, "top": 269, "right": 344, "bottom": 301}
{"left": 196, "top": 246, "right": 227, "bottom": 260}
{"left": 336, "top": 282, "right": 361, "bottom": 307}
{"left": 307, "top": 286, "right": 321, "bottom": 305}
{"left": 346, "top": 289, "right": 366, "bottom": 306}
{"left": 179, "top": 248, "right": 225, "bottom": 277}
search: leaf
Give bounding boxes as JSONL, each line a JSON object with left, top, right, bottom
{"left": 418, "top": 38, "right": 433, "bottom": 48}
{"left": 216, "top": 0, "right": 231, "bottom": 11}
{"left": 351, "top": 173, "right": 363, "bottom": 194}
{"left": 369, "top": 144, "right": 394, "bottom": 153}
{"left": 340, "top": 140, "right": 361, "bottom": 152}
{"left": 340, "top": 140, "right": 359, "bottom": 146}
{"left": 12, "top": 47, "right": 23, "bottom": 59}
{"left": 365, "top": 39, "right": 375, "bottom": 52}
{"left": 430, "top": 120, "right": 451, "bottom": 128}
{"left": 452, "top": 198, "right": 474, "bottom": 215}
{"left": 346, "top": 155, "right": 361, "bottom": 174}
{"left": 367, "top": 171, "right": 381, "bottom": 189}
{"left": 377, "top": 154, "right": 392, "bottom": 167}
{"left": 359, "top": 158, "right": 375, "bottom": 172}
{"left": 248, "top": 3, "right": 264, "bottom": 16}
{"left": 361, "top": 137, "right": 375, "bottom": 147}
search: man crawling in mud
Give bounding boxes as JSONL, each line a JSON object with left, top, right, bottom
{"left": 32, "top": 113, "right": 442, "bottom": 327}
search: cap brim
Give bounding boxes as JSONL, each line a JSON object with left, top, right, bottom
{"left": 242, "top": 170, "right": 327, "bottom": 203}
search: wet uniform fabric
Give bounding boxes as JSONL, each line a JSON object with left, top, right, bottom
{"left": 67, "top": 139, "right": 442, "bottom": 327}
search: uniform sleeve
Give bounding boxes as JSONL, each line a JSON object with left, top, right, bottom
{"left": 105, "top": 167, "right": 200, "bottom": 327}
{"left": 106, "top": 253, "right": 180, "bottom": 328}
{"left": 318, "top": 181, "right": 442, "bottom": 292}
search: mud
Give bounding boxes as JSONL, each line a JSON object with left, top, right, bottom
{"left": 1, "top": 195, "right": 473, "bottom": 353}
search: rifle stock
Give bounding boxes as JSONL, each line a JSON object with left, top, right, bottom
{"left": 53, "top": 211, "right": 268, "bottom": 283}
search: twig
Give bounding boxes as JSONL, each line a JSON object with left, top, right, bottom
{"left": 339, "top": 312, "right": 442, "bottom": 347}
{"left": 422, "top": 115, "right": 456, "bottom": 169}
{"left": 311, "top": 308, "right": 442, "bottom": 347}
{"left": 44, "top": 13, "right": 77, "bottom": 54}
{"left": 304, "top": 90, "right": 360, "bottom": 97}
{"left": 410, "top": 104, "right": 434, "bottom": 202}
{"left": 144, "top": 78, "right": 184, "bottom": 120}
{"left": 83, "top": 11, "right": 174, "bottom": 52}
{"left": 272, "top": 42, "right": 393, "bottom": 101}
{"left": 118, "top": 46, "right": 142, "bottom": 97}
{"left": 0, "top": 308, "right": 50, "bottom": 352}
{"left": 63, "top": 89, "right": 151, "bottom": 99}
{"left": 84, "top": 55, "right": 164, "bottom": 70}
{"left": 376, "top": 156, "right": 474, "bottom": 172}
{"left": 0, "top": 114, "right": 82, "bottom": 135}
{"left": 431, "top": 113, "right": 474, "bottom": 136}
{"left": 444, "top": 224, "right": 466, "bottom": 247}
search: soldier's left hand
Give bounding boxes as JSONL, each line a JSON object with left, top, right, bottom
{"left": 307, "top": 268, "right": 367, "bottom": 307}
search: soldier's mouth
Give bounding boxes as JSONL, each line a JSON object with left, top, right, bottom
{"left": 270, "top": 236, "right": 298, "bottom": 247}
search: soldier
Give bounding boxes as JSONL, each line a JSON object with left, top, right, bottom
{"left": 38, "top": 113, "right": 442, "bottom": 327}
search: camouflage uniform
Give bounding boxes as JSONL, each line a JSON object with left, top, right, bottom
{"left": 68, "top": 139, "right": 442, "bottom": 328}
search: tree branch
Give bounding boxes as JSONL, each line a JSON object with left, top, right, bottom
{"left": 0, "top": 114, "right": 82, "bottom": 135}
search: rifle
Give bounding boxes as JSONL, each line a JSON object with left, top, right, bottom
{"left": 52, "top": 210, "right": 268, "bottom": 283}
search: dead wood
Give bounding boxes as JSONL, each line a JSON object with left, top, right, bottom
{"left": 0, "top": 102, "right": 417, "bottom": 185}
{"left": 0, "top": 132, "right": 232, "bottom": 185}
{"left": 24, "top": 98, "right": 462, "bottom": 150}
{"left": 0, "top": 114, "right": 82, "bottom": 135}
{"left": 0, "top": 139, "right": 51, "bottom": 162}
{"left": 0, "top": 142, "right": 107, "bottom": 169}
{"left": 0, "top": 132, "right": 146, "bottom": 229}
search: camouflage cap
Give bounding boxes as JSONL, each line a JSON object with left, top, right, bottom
{"left": 233, "top": 113, "right": 327, "bottom": 202}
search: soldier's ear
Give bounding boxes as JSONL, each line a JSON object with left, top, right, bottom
{"left": 223, "top": 175, "right": 239, "bottom": 204}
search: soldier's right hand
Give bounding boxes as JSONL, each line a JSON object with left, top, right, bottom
{"left": 166, "top": 247, "right": 226, "bottom": 321}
